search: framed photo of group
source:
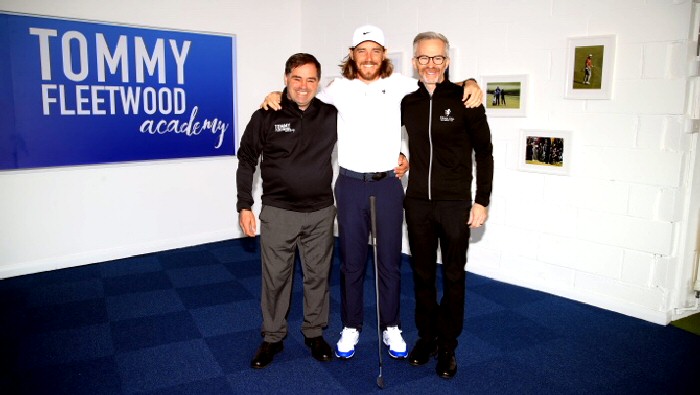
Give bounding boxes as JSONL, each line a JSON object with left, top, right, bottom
{"left": 565, "top": 35, "right": 616, "bottom": 99}
{"left": 518, "top": 129, "right": 572, "bottom": 176}
{"left": 481, "top": 74, "right": 528, "bottom": 117}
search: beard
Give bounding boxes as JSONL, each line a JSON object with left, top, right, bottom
{"left": 356, "top": 61, "right": 381, "bottom": 81}
{"left": 421, "top": 68, "right": 442, "bottom": 84}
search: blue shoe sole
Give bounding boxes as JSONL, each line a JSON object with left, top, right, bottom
{"left": 388, "top": 350, "right": 408, "bottom": 359}
{"left": 335, "top": 349, "right": 355, "bottom": 359}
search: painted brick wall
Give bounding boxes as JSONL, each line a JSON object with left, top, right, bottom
{"left": 301, "top": 0, "right": 697, "bottom": 323}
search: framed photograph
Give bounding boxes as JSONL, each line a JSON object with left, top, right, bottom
{"left": 446, "top": 46, "right": 459, "bottom": 81}
{"left": 518, "top": 130, "right": 572, "bottom": 175}
{"left": 693, "top": 3, "right": 700, "bottom": 58}
{"left": 481, "top": 75, "right": 528, "bottom": 117}
{"left": 565, "top": 35, "right": 616, "bottom": 99}
{"left": 388, "top": 51, "right": 405, "bottom": 75}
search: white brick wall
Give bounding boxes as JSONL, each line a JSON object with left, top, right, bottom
{"left": 577, "top": 209, "right": 674, "bottom": 254}
{"left": 637, "top": 115, "right": 666, "bottom": 149}
{"left": 299, "top": 0, "right": 697, "bottom": 324}
{"left": 577, "top": 146, "right": 683, "bottom": 187}
{"left": 571, "top": 178, "right": 629, "bottom": 215}
{"left": 539, "top": 235, "right": 625, "bottom": 279}
{"left": 621, "top": 249, "right": 655, "bottom": 285}
{"left": 627, "top": 184, "right": 660, "bottom": 220}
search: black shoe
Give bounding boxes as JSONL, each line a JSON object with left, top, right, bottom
{"left": 304, "top": 335, "right": 333, "bottom": 361}
{"left": 408, "top": 338, "right": 437, "bottom": 366}
{"left": 250, "top": 341, "right": 283, "bottom": 369}
{"left": 436, "top": 350, "right": 457, "bottom": 379}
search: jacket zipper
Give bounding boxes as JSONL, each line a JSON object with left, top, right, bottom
{"left": 428, "top": 96, "right": 433, "bottom": 201}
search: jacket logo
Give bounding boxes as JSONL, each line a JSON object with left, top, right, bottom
{"left": 440, "top": 109, "right": 454, "bottom": 122}
{"left": 274, "top": 123, "right": 295, "bottom": 133}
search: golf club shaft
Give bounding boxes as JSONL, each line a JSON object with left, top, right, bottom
{"left": 370, "top": 195, "right": 384, "bottom": 388}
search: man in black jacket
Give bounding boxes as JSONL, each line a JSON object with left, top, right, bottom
{"left": 401, "top": 32, "right": 494, "bottom": 379}
{"left": 236, "top": 53, "right": 337, "bottom": 369}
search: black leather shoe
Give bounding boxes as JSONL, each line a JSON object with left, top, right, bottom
{"left": 436, "top": 350, "right": 457, "bottom": 378}
{"left": 408, "top": 338, "right": 437, "bottom": 366}
{"left": 250, "top": 341, "right": 283, "bottom": 369}
{"left": 304, "top": 336, "right": 333, "bottom": 361}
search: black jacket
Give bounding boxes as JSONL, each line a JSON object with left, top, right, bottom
{"left": 236, "top": 89, "right": 337, "bottom": 212}
{"left": 401, "top": 80, "right": 493, "bottom": 206}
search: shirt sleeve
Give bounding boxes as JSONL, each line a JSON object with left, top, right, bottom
{"left": 399, "top": 73, "right": 420, "bottom": 95}
{"left": 401, "top": 125, "right": 409, "bottom": 161}
{"left": 236, "top": 110, "right": 266, "bottom": 212}
{"left": 467, "top": 106, "right": 494, "bottom": 207}
{"left": 316, "top": 77, "right": 340, "bottom": 105}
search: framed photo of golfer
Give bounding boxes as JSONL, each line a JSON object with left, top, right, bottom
{"left": 518, "top": 130, "right": 572, "bottom": 176}
{"left": 565, "top": 35, "right": 616, "bottom": 100}
{"left": 481, "top": 75, "right": 528, "bottom": 117}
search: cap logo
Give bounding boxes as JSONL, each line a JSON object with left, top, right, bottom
{"left": 352, "top": 25, "right": 385, "bottom": 47}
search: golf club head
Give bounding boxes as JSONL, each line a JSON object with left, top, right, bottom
{"left": 376, "top": 375, "right": 385, "bottom": 389}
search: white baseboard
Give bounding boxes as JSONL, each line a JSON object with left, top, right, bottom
{"left": 0, "top": 229, "right": 236, "bottom": 279}
{"left": 467, "top": 266, "right": 671, "bottom": 325}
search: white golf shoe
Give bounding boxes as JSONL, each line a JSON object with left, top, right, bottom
{"left": 383, "top": 326, "right": 408, "bottom": 359}
{"left": 335, "top": 327, "right": 359, "bottom": 359}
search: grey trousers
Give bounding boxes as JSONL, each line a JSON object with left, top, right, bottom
{"left": 259, "top": 204, "right": 336, "bottom": 342}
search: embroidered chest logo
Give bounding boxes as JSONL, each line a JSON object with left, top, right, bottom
{"left": 274, "top": 123, "right": 295, "bottom": 133}
{"left": 439, "top": 109, "right": 454, "bottom": 122}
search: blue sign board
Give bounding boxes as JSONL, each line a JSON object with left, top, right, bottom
{"left": 0, "top": 12, "right": 237, "bottom": 170}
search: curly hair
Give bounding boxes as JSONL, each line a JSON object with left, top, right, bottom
{"left": 339, "top": 50, "right": 394, "bottom": 80}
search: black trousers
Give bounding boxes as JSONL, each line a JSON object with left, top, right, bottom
{"left": 404, "top": 198, "right": 470, "bottom": 352}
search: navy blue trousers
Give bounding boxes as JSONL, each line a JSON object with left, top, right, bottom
{"left": 334, "top": 173, "right": 404, "bottom": 331}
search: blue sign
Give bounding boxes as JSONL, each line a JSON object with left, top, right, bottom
{"left": 0, "top": 12, "right": 237, "bottom": 170}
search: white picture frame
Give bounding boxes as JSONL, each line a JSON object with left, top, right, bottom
{"left": 481, "top": 74, "right": 528, "bottom": 117}
{"left": 388, "top": 51, "right": 404, "bottom": 75}
{"left": 693, "top": 2, "right": 700, "bottom": 59}
{"left": 447, "top": 46, "right": 459, "bottom": 81}
{"left": 518, "top": 129, "right": 572, "bottom": 176}
{"left": 565, "top": 35, "right": 616, "bottom": 100}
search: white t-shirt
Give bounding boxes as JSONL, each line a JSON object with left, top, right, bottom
{"left": 317, "top": 73, "right": 417, "bottom": 173}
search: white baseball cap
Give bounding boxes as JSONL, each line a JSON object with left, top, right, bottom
{"left": 351, "top": 25, "right": 385, "bottom": 48}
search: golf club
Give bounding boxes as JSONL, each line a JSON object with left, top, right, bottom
{"left": 370, "top": 195, "right": 385, "bottom": 389}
